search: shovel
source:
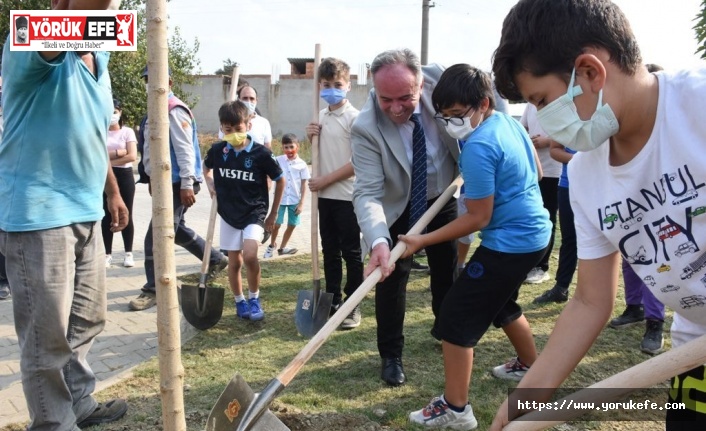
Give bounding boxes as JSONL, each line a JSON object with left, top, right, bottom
{"left": 181, "top": 195, "right": 225, "bottom": 330}
{"left": 206, "top": 176, "right": 463, "bottom": 431}
{"left": 294, "top": 43, "right": 334, "bottom": 338}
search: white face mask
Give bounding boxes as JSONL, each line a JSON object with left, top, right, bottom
{"left": 242, "top": 101, "right": 256, "bottom": 115}
{"left": 110, "top": 113, "right": 121, "bottom": 125}
{"left": 444, "top": 110, "right": 480, "bottom": 141}
{"left": 536, "top": 68, "right": 619, "bottom": 152}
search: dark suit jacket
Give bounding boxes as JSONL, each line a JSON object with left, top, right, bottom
{"left": 351, "top": 63, "right": 460, "bottom": 251}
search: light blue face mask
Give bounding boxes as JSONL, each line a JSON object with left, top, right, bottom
{"left": 320, "top": 88, "right": 346, "bottom": 106}
{"left": 536, "top": 68, "right": 619, "bottom": 152}
{"left": 242, "top": 101, "right": 257, "bottom": 116}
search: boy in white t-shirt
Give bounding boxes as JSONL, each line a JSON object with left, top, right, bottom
{"left": 491, "top": 0, "right": 706, "bottom": 429}
{"left": 306, "top": 57, "right": 365, "bottom": 330}
{"left": 264, "top": 134, "right": 310, "bottom": 257}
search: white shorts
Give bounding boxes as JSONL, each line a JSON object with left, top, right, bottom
{"left": 457, "top": 194, "right": 475, "bottom": 245}
{"left": 220, "top": 220, "right": 265, "bottom": 251}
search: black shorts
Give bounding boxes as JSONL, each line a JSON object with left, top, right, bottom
{"left": 435, "top": 245, "right": 547, "bottom": 348}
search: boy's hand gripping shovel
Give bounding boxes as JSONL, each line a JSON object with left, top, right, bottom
{"left": 181, "top": 196, "right": 225, "bottom": 330}
{"left": 206, "top": 176, "right": 463, "bottom": 431}
{"left": 294, "top": 43, "right": 334, "bottom": 338}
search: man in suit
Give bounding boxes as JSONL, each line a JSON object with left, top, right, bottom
{"left": 351, "top": 48, "right": 459, "bottom": 386}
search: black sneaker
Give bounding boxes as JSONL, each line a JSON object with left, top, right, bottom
{"left": 208, "top": 255, "right": 229, "bottom": 278}
{"left": 640, "top": 319, "right": 664, "bottom": 355}
{"left": 410, "top": 259, "right": 429, "bottom": 272}
{"left": 533, "top": 286, "right": 569, "bottom": 304}
{"left": 340, "top": 305, "right": 361, "bottom": 330}
{"left": 609, "top": 304, "right": 645, "bottom": 329}
{"left": 77, "top": 399, "right": 128, "bottom": 428}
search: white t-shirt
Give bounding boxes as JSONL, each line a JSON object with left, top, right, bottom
{"left": 521, "top": 103, "right": 562, "bottom": 178}
{"left": 249, "top": 115, "right": 272, "bottom": 147}
{"left": 277, "top": 154, "right": 310, "bottom": 205}
{"left": 107, "top": 126, "right": 137, "bottom": 169}
{"left": 569, "top": 68, "right": 706, "bottom": 347}
{"left": 318, "top": 101, "right": 359, "bottom": 201}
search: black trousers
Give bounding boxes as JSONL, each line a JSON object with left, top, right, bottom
{"left": 376, "top": 196, "right": 457, "bottom": 359}
{"left": 555, "top": 186, "right": 578, "bottom": 288}
{"left": 102, "top": 166, "right": 136, "bottom": 254}
{"left": 537, "top": 176, "right": 559, "bottom": 271}
{"left": 319, "top": 198, "right": 364, "bottom": 306}
{"left": 142, "top": 183, "right": 224, "bottom": 291}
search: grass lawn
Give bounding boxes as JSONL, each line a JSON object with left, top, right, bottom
{"left": 2, "top": 241, "right": 673, "bottom": 431}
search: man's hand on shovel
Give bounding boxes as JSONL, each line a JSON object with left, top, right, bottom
{"left": 364, "top": 242, "right": 395, "bottom": 281}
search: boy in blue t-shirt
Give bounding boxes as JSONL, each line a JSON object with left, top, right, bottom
{"left": 203, "top": 101, "right": 285, "bottom": 321}
{"left": 399, "top": 64, "right": 550, "bottom": 430}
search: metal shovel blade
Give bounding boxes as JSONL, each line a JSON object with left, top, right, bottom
{"left": 206, "top": 373, "right": 289, "bottom": 431}
{"left": 294, "top": 284, "right": 334, "bottom": 338}
{"left": 181, "top": 282, "right": 225, "bottom": 331}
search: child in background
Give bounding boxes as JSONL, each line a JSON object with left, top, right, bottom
{"left": 306, "top": 57, "right": 365, "bottom": 329}
{"left": 204, "top": 100, "right": 285, "bottom": 321}
{"left": 264, "top": 133, "right": 310, "bottom": 257}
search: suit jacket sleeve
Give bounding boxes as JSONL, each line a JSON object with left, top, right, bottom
{"left": 351, "top": 101, "right": 390, "bottom": 251}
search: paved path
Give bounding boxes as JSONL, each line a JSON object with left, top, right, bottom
{"left": 0, "top": 177, "right": 313, "bottom": 428}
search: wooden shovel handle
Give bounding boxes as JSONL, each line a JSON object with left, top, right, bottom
{"left": 503, "top": 333, "right": 706, "bottom": 430}
{"left": 277, "top": 176, "right": 464, "bottom": 386}
{"left": 311, "top": 44, "right": 322, "bottom": 288}
{"left": 228, "top": 65, "right": 240, "bottom": 102}
{"left": 199, "top": 196, "right": 219, "bottom": 279}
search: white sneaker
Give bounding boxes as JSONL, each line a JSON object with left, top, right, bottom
{"left": 409, "top": 395, "right": 478, "bottom": 430}
{"left": 105, "top": 255, "right": 113, "bottom": 268}
{"left": 492, "top": 356, "right": 530, "bottom": 381}
{"left": 263, "top": 245, "right": 275, "bottom": 259}
{"left": 123, "top": 252, "right": 135, "bottom": 267}
{"left": 524, "top": 267, "right": 550, "bottom": 284}
{"left": 278, "top": 247, "right": 298, "bottom": 255}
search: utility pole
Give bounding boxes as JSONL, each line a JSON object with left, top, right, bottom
{"left": 421, "top": 0, "right": 435, "bottom": 64}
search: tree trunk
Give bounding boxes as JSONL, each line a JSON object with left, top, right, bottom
{"left": 145, "top": 1, "right": 186, "bottom": 430}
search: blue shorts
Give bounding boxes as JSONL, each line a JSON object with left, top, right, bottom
{"left": 276, "top": 204, "right": 300, "bottom": 226}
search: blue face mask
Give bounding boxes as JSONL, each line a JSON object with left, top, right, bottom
{"left": 536, "top": 68, "right": 619, "bottom": 152}
{"left": 320, "top": 88, "right": 347, "bottom": 106}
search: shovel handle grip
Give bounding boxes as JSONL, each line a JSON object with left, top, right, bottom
{"left": 277, "top": 176, "right": 464, "bottom": 386}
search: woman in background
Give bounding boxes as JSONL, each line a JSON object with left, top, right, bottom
{"left": 103, "top": 99, "right": 137, "bottom": 267}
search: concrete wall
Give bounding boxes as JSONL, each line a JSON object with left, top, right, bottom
{"left": 182, "top": 74, "right": 373, "bottom": 140}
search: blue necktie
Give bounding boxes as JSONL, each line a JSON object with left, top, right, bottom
{"left": 409, "top": 113, "right": 427, "bottom": 229}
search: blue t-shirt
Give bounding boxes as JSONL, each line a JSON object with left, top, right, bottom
{"left": 460, "top": 112, "right": 551, "bottom": 253}
{"left": 558, "top": 147, "right": 577, "bottom": 188}
{"left": 0, "top": 43, "right": 112, "bottom": 231}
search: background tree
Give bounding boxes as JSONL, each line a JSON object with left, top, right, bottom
{"left": 695, "top": 0, "right": 706, "bottom": 59}
{"left": 214, "top": 58, "right": 238, "bottom": 76}
{"left": 0, "top": 0, "right": 200, "bottom": 127}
